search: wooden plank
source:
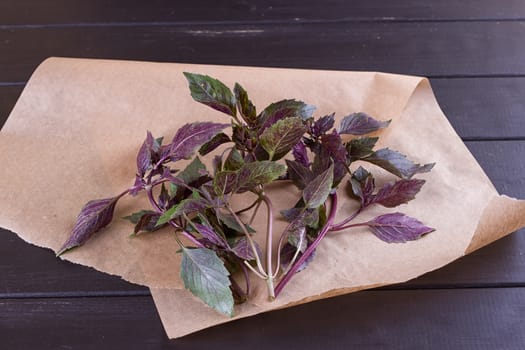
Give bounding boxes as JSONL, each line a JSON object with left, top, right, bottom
{"left": 0, "top": 85, "right": 23, "bottom": 129}
{"left": 3, "top": 22, "right": 525, "bottom": 83}
{"left": 431, "top": 78, "right": 525, "bottom": 139}
{"left": 2, "top": 141, "right": 524, "bottom": 295}
{"left": 467, "top": 141, "right": 525, "bottom": 198}
{"left": 0, "top": 232, "right": 148, "bottom": 296}
{"left": 3, "top": 77, "right": 525, "bottom": 138}
{"left": 1, "top": 0, "right": 525, "bottom": 25}
{"left": 2, "top": 288, "right": 525, "bottom": 348}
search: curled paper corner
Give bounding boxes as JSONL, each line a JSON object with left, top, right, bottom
{"left": 466, "top": 195, "right": 525, "bottom": 254}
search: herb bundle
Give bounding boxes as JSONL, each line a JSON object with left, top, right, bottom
{"left": 58, "top": 73, "right": 435, "bottom": 316}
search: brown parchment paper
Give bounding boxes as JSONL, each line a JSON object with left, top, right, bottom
{"left": 1, "top": 57, "right": 525, "bottom": 338}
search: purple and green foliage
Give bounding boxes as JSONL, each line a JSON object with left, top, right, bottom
{"left": 59, "top": 72, "right": 435, "bottom": 317}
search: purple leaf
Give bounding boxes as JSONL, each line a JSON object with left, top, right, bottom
{"left": 303, "top": 163, "right": 334, "bottom": 208}
{"left": 333, "top": 161, "right": 347, "bottom": 187}
{"left": 292, "top": 141, "right": 310, "bottom": 167}
{"left": 281, "top": 205, "right": 320, "bottom": 228}
{"left": 129, "top": 175, "right": 144, "bottom": 196}
{"left": 183, "top": 72, "right": 237, "bottom": 117}
{"left": 366, "top": 213, "right": 434, "bottom": 243}
{"left": 258, "top": 99, "right": 315, "bottom": 132}
{"left": 234, "top": 83, "right": 257, "bottom": 126}
{"left": 373, "top": 179, "right": 426, "bottom": 208}
{"left": 132, "top": 212, "right": 164, "bottom": 235}
{"left": 286, "top": 219, "right": 307, "bottom": 252}
{"left": 320, "top": 130, "right": 347, "bottom": 164}
{"left": 339, "top": 113, "right": 391, "bottom": 135}
{"left": 194, "top": 223, "right": 228, "bottom": 248}
{"left": 159, "top": 144, "right": 171, "bottom": 160}
{"left": 136, "top": 131, "right": 154, "bottom": 177}
{"left": 364, "top": 148, "right": 435, "bottom": 179}
{"left": 349, "top": 166, "right": 375, "bottom": 206}
{"left": 285, "top": 159, "right": 314, "bottom": 190}
{"left": 231, "top": 237, "right": 261, "bottom": 261}
{"left": 157, "top": 183, "right": 170, "bottom": 209}
{"left": 57, "top": 196, "right": 121, "bottom": 256}
{"left": 260, "top": 117, "right": 306, "bottom": 160}
{"left": 123, "top": 210, "right": 165, "bottom": 235}
{"left": 311, "top": 146, "right": 331, "bottom": 176}
{"left": 312, "top": 113, "right": 335, "bottom": 137}
{"left": 280, "top": 244, "right": 316, "bottom": 272}
{"left": 170, "top": 122, "right": 229, "bottom": 162}
{"left": 199, "top": 132, "right": 231, "bottom": 156}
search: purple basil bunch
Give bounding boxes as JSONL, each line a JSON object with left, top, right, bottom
{"left": 58, "top": 72, "right": 435, "bottom": 316}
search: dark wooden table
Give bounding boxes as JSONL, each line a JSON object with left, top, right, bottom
{"left": 1, "top": 1, "right": 525, "bottom": 349}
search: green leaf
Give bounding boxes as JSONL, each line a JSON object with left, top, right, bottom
{"left": 183, "top": 72, "right": 236, "bottom": 117}
{"left": 170, "top": 157, "right": 207, "bottom": 199}
{"left": 217, "top": 211, "right": 255, "bottom": 234}
{"left": 123, "top": 210, "right": 156, "bottom": 224}
{"left": 317, "top": 204, "right": 327, "bottom": 231}
{"left": 156, "top": 198, "right": 208, "bottom": 226}
{"left": 180, "top": 247, "right": 234, "bottom": 316}
{"left": 236, "top": 161, "right": 286, "bottom": 192}
{"left": 260, "top": 117, "right": 306, "bottom": 160}
{"left": 234, "top": 83, "right": 257, "bottom": 126}
{"left": 213, "top": 171, "right": 238, "bottom": 196}
{"left": 346, "top": 137, "right": 378, "bottom": 161}
{"left": 224, "top": 148, "right": 244, "bottom": 171}
{"left": 303, "top": 163, "right": 334, "bottom": 208}
{"left": 177, "top": 157, "right": 207, "bottom": 185}
{"left": 169, "top": 182, "right": 178, "bottom": 199}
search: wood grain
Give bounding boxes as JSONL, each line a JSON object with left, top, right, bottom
{"left": 2, "top": 0, "right": 525, "bottom": 25}
{"left": 0, "top": 85, "right": 23, "bottom": 128}
{"left": 2, "top": 2, "right": 525, "bottom": 347}
{"left": 431, "top": 78, "right": 525, "bottom": 140}
{"left": 2, "top": 21, "right": 525, "bottom": 83}
{"left": 2, "top": 288, "right": 524, "bottom": 349}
